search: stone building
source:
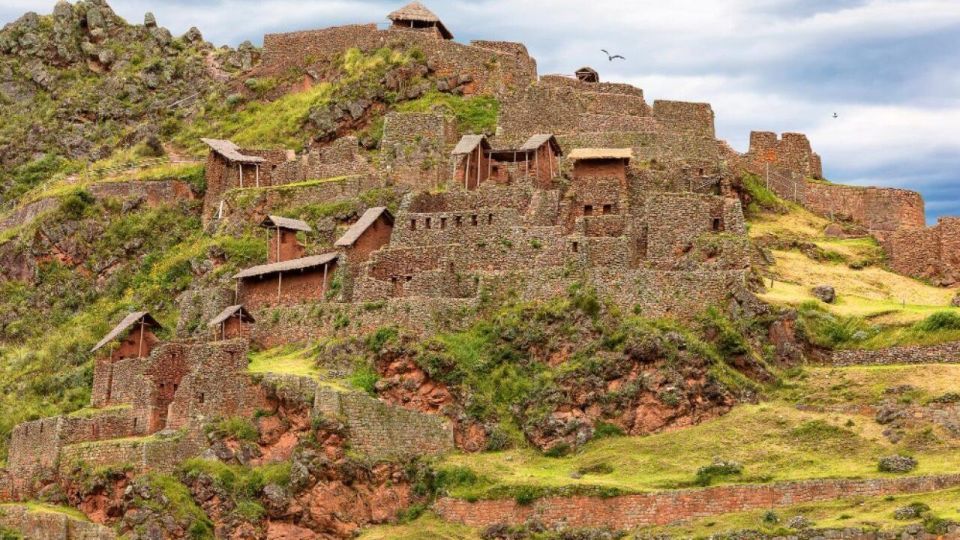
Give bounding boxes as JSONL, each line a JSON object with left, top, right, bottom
{"left": 90, "top": 311, "right": 162, "bottom": 363}
{"left": 886, "top": 217, "right": 960, "bottom": 286}
{"left": 233, "top": 253, "right": 340, "bottom": 309}
{"left": 452, "top": 135, "right": 492, "bottom": 190}
{"left": 335, "top": 206, "right": 395, "bottom": 265}
{"left": 387, "top": 1, "right": 453, "bottom": 40}
{"left": 201, "top": 138, "right": 293, "bottom": 222}
{"left": 261, "top": 215, "right": 311, "bottom": 263}
{"left": 208, "top": 305, "right": 256, "bottom": 341}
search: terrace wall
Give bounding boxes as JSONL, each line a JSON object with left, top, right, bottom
{"left": 886, "top": 217, "right": 960, "bottom": 285}
{"left": 803, "top": 181, "right": 925, "bottom": 236}
{"left": 314, "top": 389, "right": 453, "bottom": 459}
{"left": 435, "top": 474, "right": 960, "bottom": 530}
{"left": 259, "top": 25, "right": 536, "bottom": 98}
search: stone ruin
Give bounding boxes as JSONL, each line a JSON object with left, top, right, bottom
{"left": 3, "top": 0, "right": 958, "bottom": 517}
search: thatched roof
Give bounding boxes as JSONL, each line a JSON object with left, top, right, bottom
{"left": 91, "top": 312, "right": 161, "bottom": 353}
{"left": 335, "top": 207, "right": 394, "bottom": 248}
{"left": 575, "top": 66, "right": 599, "bottom": 83}
{"left": 261, "top": 215, "right": 312, "bottom": 232}
{"left": 451, "top": 134, "right": 490, "bottom": 156}
{"left": 568, "top": 148, "right": 633, "bottom": 161}
{"left": 208, "top": 305, "right": 255, "bottom": 327}
{"left": 519, "top": 134, "right": 563, "bottom": 155}
{"left": 233, "top": 253, "right": 339, "bottom": 279}
{"left": 388, "top": 2, "right": 453, "bottom": 39}
{"left": 201, "top": 138, "right": 266, "bottom": 164}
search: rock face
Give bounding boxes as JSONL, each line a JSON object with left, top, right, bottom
{"left": 812, "top": 285, "right": 836, "bottom": 304}
{"left": 952, "top": 294, "right": 960, "bottom": 308}
{"left": 0, "top": 0, "right": 256, "bottom": 204}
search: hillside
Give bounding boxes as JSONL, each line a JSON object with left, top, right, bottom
{"left": 0, "top": 1, "right": 959, "bottom": 540}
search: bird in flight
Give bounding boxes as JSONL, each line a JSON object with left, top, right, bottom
{"left": 601, "top": 49, "right": 625, "bottom": 61}
{"left": 833, "top": 112, "right": 839, "bottom": 118}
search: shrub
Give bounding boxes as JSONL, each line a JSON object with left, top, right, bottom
{"left": 349, "top": 363, "right": 379, "bottom": 395}
{"left": 915, "top": 311, "right": 960, "bottom": 332}
{"left": 206, "top": 417, "right": 259, "bottom": 442}
{"left": 878, "top": 454, "right": 917, "bottom": 473}
{"left": 366, "top": 326, "right": 398, "bottom": 353}
{"left": 59, "top": 189, "right": 95, "bottom": 219}
{"left": 894, "top": 502, "right": 931, "bottom": 520}
{"left": 544, "top": 442, "right": 571, "bottom": 458}
{"left": 695, "top": 458, "right": 743, "bottom": 486}
{"left": 593, "top": 422, "right": 624, "bottom": 439}
{"left": 435, "top": 466, "right": 480, "bottom": 491}
{"left": 513, "top": 485, "right": 539, "bottom": 506}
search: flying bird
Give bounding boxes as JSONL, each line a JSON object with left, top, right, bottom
{"left": 833, "top": 112, "right": 839, "bottom": 118}
{"left": 601, "top": 49, "right": 625, "bottom": 61}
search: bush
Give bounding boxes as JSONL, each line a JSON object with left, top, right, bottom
{"left": 349, "top": 363, "right": 379, "bottom": 395}
{"left": 206, "top": 417, "right": 259, "bottom": 442}
{"left": 878, "top": 454, "right": 918, "bottom": 473}
{"left": 59, "top": 189, "right": 95, "bottom": 219}
{"left": 593, "top": 422, "right": 624, "bottom": 439}
{"left": 695, "top": 458, "right": 743, "bottom": 486}
{"left": 915, "top": 311, "right": 960, "bottom": 332}
{"left": 513, "top": 486, "right": 539, "bottom": 506}
{"left": 894, "top": 502, "right": 931, "bottom": 520}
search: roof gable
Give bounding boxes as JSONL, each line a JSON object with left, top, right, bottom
{"left": 568, "top": 148, "right": 633, "bottom": 161}
{"left": 335, "top": 207, "right": 394, "bottom": 247}
{"left": 91, "top": 312, "right": 161, "bottom": 353}
{"left": 208, "top": 305, "right": 255, "bottom": 327}
{"left": 201, "top": 138, "right": 266, "bottom": 164}
{"left": 233, "top": 253, "right": 339, "bottom": 279}
{"left": 261, "top": 215, "right": 312, "bottom": 232}
{"left": 519, "top": 134, "right": 563, "bottom": 155}
{"left": 387, "top": 2, "right": 453, "bottom": 39}
{"left": 452, "top": 134, "right": 490, "bottom": 155}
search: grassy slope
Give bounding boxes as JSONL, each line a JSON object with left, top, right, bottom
{"left": 358, "top": 513, "right": 480, "bottom": 540}
{"left": 437, "top": 363, "right": 960, "bottom": 499}
{"left": 750, "top": 206, "right": 958, "bottom": 325}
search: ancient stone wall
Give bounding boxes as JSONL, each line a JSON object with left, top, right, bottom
{"left": 239, "top": 262, "right": 339, "bottom": 310}
{"left": 886, "top": 217, "right": 960, "bottom": 285}
{"left": 0, "top": 504, "right": 117, "bottom": 540}
{"left": 7, "top": 417, "right": 65, "bottom": 478}
{"left": 267, "top": 229, "right": 305, "bottom": 264}
{"left": 827, "top": 341, "right": 960, "bottom": 366}
{"left": 434, "top": 474, "right": 960, "bottom": 530}
{"left": 166, "top": 340, "right": 263, "bottom": 431}
{"left": 57, "top": 429, "right": 207, "bottom": 475}
{"left": 314, "top": 389, "right": 453, "bottom": 459}
{"left": 259, "top": 26, "right": 536, "bottom": 98}
{"left": 802, "top": 181, "right": 925, "bottom": 235}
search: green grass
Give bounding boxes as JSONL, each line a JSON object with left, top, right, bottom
{"left": 358, "top": 512, "right": 480, "bottom": 540}
{"left": 5, "top": 502, "right": 90, "bottom": 522}
{"left": 637, "top": 488, "right": 960, "bottom": 538}
{"left": 65, "top": 404, "right": 132, "bottom": 418}
{"left": 247, "top": 344, "right": 321, "bottom": 378}
{"left": 397, "top": 91, "right": 500, "bottom": 135}
{"left": 438, "top": 401, "right": 960, "bottom": 500}
{"left": 134, "top": 474, "right": 214, "bottom": 539}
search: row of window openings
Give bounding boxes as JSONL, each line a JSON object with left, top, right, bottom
{"left": 410, "top": 214, "right": 493, "bottom": 231}
{"left": 583, "top": 204, "right": 614, "bottom": 216}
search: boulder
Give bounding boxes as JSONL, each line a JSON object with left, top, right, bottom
{"left": 811, "top": 285, "right": 836, "bottom": 304}
{"left": 144, "top": 12, "right": 157, "bottom": 28}
{"left": 951, "top": 294, "right": 960, "bottom": 308}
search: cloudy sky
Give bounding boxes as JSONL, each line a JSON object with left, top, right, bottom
{"left": 3, "top": 0, "right": 959, "bottom": 221}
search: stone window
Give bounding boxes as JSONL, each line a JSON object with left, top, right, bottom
{"left": 425, "top": 217, "right": 432, "bottom": 229}
{"left": 602, "top": 204, "right": 612, "bottom": 215}
{"left": 440, "top": 217, "right": 447, "bottom": 230}
{"left": 133, "top": 418, "right": 138, "bottom": 429}
{"left": 406, "top": 276, "right": 413, "bottom": 282}
{"left": 572, "top": 241, "right": 579, "bottom": 253}
{"left": 712, "top": 218, "right": 722, "bottom": 231}
{"left": 488, "top": 214, "right": 494, "bottom": 224}
{"left": 471, "top": 214, "right": 478, "bottom": 226}
{"left": 455, "top": 216, "right": 462, "bottom": 227}
{"left": 410, "top": 219, "right": 417, "bottom": 231}
{"left": 584, "top": 205, "right": 594, "bottom": 216}
{"left": 173, "top": 384, "right": 178, "bottom": 392}
{"left": 198, "top": 393, "right": 205, "bottom": 404}
{"left": 698, "top": 168, "right": 704, "bottom": 176}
